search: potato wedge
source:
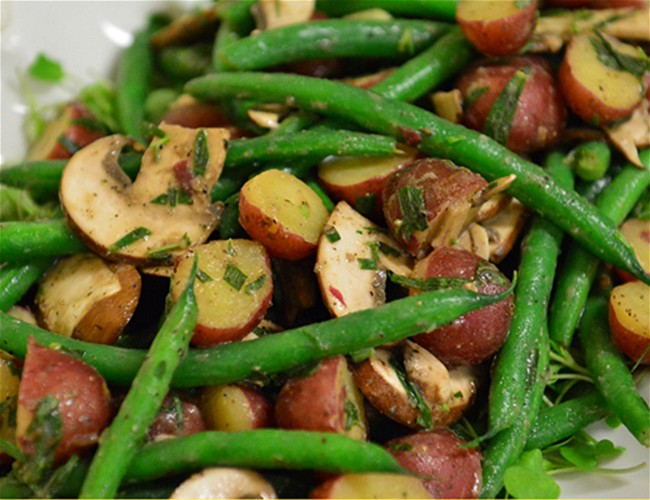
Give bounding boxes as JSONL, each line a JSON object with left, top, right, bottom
{"left": 315, "top": 201, "right": 411, "bottom": 317}
{"left": 200, "top": 384, "right": 273, "bottom": 431}
{"left": 609, "top": 280, "right": 650, "bottom": 365}
{"left": 35, "top": 253, "right": 141, "bottom": 344}
{"left": 171, "top": 239, "right": 273, "bottom": 347}
{"left": 60, "top": 123, "right": 229, "bottom": 265}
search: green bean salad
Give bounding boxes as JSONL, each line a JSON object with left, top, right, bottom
{"left": 1, "top": 0, "right": 649, "bottom": 498}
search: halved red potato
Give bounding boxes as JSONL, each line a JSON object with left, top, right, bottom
{"left": 386, "top": 429, "right": 482, "bottom": 499}
{"left": 0, "top": 351, "right": 20, "bottom": 464}
{"left": 609, "top": 280, "right": 650, "bottom": 364}
{"left": 456, "top": 0, "right": 538, "bottom": 57}
{"left": 171, "top": 467, "right": 277, "bottom": 499}
{"left": 200, "top": 384, "right": 273, "bottom": 431}
{"left": 60, "top": 123, "right": 229, "bottom": 266}
{"left": 163, "top": 95, "right": 249, "bottom": 138}
{"left": 615, "top": 218, "right": 650, "bottom": 282}
{"left": 171, "top": 239, "right": 273, "bottom": 347}
{"left": 457, "top": 56, "right": 567, "bottom": 154}
{"left": 382, "top": 158, "right": 488, "bottom": 258}
{"left": 310, "top": 473, "right": 433, "bottom": 499}
{"left": 275, "top": 355, "right": 367, "bottom": 440}
{"left": 35, "top": 253, "right": 141, "bottom": 345}
{"left": 315, "top": 201, "right": 411, "bottom": 318}
{"left": 317, "top": 149, "right": 417, "bottom": 219}
{"left": 239, "top": 169, "right": 330, "bottom": 260}
{"left": 411, "top": 247, "right": 514, "bottom": 365}
{"left": 148, "top": 394, "right": 206, "bottom": 441}
{"left": 27, "top": 102, "right": 106, "bottom": 161}
{"left": 559, "top": 32, "right": 645, "bottom": 126}
{"left": 16, "top": 337, "right": 112, "bottom": 463}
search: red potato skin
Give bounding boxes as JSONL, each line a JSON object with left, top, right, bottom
{"left": 609, "top": 302, "right": 650, "bottom": 364}
{"left": 386, "top": 429, "right": 483, "bottom": 499}
{"left": 163, "top": 102, "right": 250, "bottom": 138}
{"left": 230, "top": 385, "right": 275, "bottom": 430}
{"left": 558, "top": 37, "right": 643, "bottom": 126}
{"left": 456, "top": 0, "right": 538, "bottom": 57}
{"left": 238, "top": 194, "right": 318, "bottom": 261}
{"left": 44, "top": 102, "right": 105, "bottom": 160}
{"left": 382, "top": 158, "right": 488, "bottom": 257}
{"left": 457, "top": 56, "right": 567, "bottom": 154}
{"left": 148, "top": 395, "right": 207, "bottom": 441}
{"left": 275, "top": 356, "right": 350, "bottom": 434}
{"left": 17, "top": 337, "right": 112, "bottom": 462}
{"left": 412, "top": 247, "right": 514, "bottom": 365}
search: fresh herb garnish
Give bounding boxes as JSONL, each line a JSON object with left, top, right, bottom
{"left": 108, "top": 227, "right": 151, "bottom": 252}
{"left": 344, "top": 399, "right": 362, "bottom": 431}
{"left": 389, "top": 355, "right": 433, "bottom": 430}
{"left": 389, "top": 271, "right": 470, "bottom": 291}
{"left": 396, "top": 185, "right": 428, "bottom": 239}
{"left": 196, "top": 268, "right": 213, "bottom": 283}
{"left": 464, "top": 86, "right": 490, "bottom": 109}
{"left": 146, "top": 234, "right": 191, "bottom": 261}
{"left": 224, "top": 262, "right": 247, "bottom": 291}
{"left": 590, "top": 31, "right": 650, "bottom": 80}
{"left": 483, "top": 67, "right": 531, "bottom": 145}
{"left": 193, "top": 129, "right": 209, "bottom": 176}
{"left": 354, "top": 193, "right": 377, "bottom": 217}
{"left": 150, "top": 188, "right": 193, "bottom": 206}
{"left": 28, "top": 53, "right": 64, "bottom": 83}
{"left": 245, "top": 274, "right": 267, "bottom": 295}
{"left": 324, "top": 226, "right": 341, "bottom": 243}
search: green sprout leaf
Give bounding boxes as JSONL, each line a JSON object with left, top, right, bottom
{"left": 28, "top": 53, "right": 64, "bottom": 83}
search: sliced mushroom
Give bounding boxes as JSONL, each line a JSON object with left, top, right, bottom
{"left": 431, "top": 89, "right": 463, "bottom": 124}
{"left": 315, "top": 201, "right": 411, "bottom": 317}
{"left": 454, "top": 222, "right": 490, "bottom": 261}
{"left": 481, "top": 198, "right": 528, "bottom": 263}
{"left": 60, "top": 123, "right": 229, "bottom": 265}
{"left": 606, "top": 101, "right": 650, "bottom": 168}
{"left": 35, "top": 253, "right": 141, "bottom": 344}
{"left": 252, "top": 0, "right": 315, "bottom": 31}
{"left": 403, "top": 340, "right": 451, "bottom": 406}
{"left": 170, "top": 468, "right": 277, "bottom": 499}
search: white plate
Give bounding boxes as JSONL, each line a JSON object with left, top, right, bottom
{"left": 1, "top": 1, "right": 649, "bottom": 498}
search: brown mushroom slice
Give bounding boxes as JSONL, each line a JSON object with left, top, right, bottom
{"left": 482, "top": 198, "right": 528, "bottom": 263}
{"left": 170, "top": 468, "right": 277, "bottom": 499}
{"left": 446, "top": 364, "right": 479, "bottom": 418}
{"left": 352, "top": 347, "right": 421, "bottom": 428}
{"left": 252, "top": 0, "right": 315, "bottom": 31}
{"left": 35, "top": 253, "right": 141, "bottom": 344}
{"left": 606, "top": 102, "right": 650, "bottom": 168}
{"left": 454, "top": 222, "right": 490, "bottom": 261}
{"left": 60, "top": 123, "right": 229, "bottom": 265}
{"left": 315, "top": 201, "right": 411, "bottom": 317}
{"left": 403, "top": 340, "right": 452, "bottom": 406}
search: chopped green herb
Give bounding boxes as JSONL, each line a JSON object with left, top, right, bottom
{"left": 150, "top": 188, "right": 193, "bottom": 206}
{"left": 57, "top": 135, "right": 81, "bottom": 155}
{"left": 196, "top": 268, "right": 213, "bottom": 283}
{"left": 146, "top": 233, "right": 191, "bottom": 261}
{"left": 377, "top": 241, "right": 401, "bottom": 258}
{"left": 245, "top": 274, "right": 267, "bottom": 295}
{"left": 388, "top": 442, "right": 414, "bottom": 452}
{"left": 483, "top": 67, "right": 531, "bottom": 145}
{"left": 108, "top": 227, "right": 152, "bottom": 253}
{"left": 397, "top": 27, "right": 415, "bottom": 55}
{"left": 590, "top": 32, "right": 650, "bottom": 80}
{"left": 357, "top": 257, "right": 378, "bottom": 270}
{"left": 344, "top": 399, "right": 362, "bottom": 431}
{"left": 389, "top": 272, "right": 470, "bottom": 291}
{"left": 396, "top": 185, "right": 428, "bottom": 239}
{"left": 224, "top": 262, "right": 247, "bottom": 291}
{"left": 464, "top": 86, "right": 490, "bottom": 109}
{"left": 324, "top": 226, "right": 341, "bottom": 243}
{"left": 354, "top": 193, "right": 377, "bottom": 217}
{"left": 390, "top": 356, "right": 433, "bottom": 430}
{"left": 299, "top": 201, "right": 310, "bottom": 218}
{"left": 28, "top": 53, "right": 64, "bottom": 83}
{"left": 193, "top": 129, "right": 209, "bottom": 176}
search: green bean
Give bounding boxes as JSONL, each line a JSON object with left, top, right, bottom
{"left": 127, "top": 430, "right": 404, "bottom": 483}
{"left": 0, "top": 152, "right": 142, "bottom": 199}
{"left": 218, "top": 19, "right": 451, "bottom": 71}
{"left": 571, "top": 140, "right": 611, "bottom": 181}
{"left": 211, "top": 21, "right": 240, "bottom": 72}
{"left": 0, "top": 220, "right": 85, "bottom": 262}
{"left": 115, "top": 17, "right": 160, "bottom": 143}
{"left": 480, "top": 322, "right": 550, "bottom": 499}
{"left": 0, "top": 259, "right": 52, "bottom": 312}
{"left": 79, "top": 257, "right": 199, "bottom": 498}
{"left": 315, "top": 0, "right": 459, "bottom": 21}
{"left": 184, "top": 72, "right": 650, "bottom": 284}
{"left": 549, "top": 149, "right": 650, "bottom": 349}
{"left": 0, "top": 160, "right": 66, "bottom": 200}
{"left": 370, "top": 26, "right": 474, "bottom": 102}
{"left": 157, "top": 44, "right": 212, "bottom": 80}
{"left": 0, "top": 283, "right": 512, "bottom": 388}
{"left": 525, "top": 391, "right": 609, "bottom": 452}
{"left": 578, "top": 297, "right": 650, "bottom": 447}
{"left": 487, "top": 152, "right": 573, "bottom": 439}
{"left": 216, "top": 0, "right": 256, "bottom": 36}
{"left": 225, "top": 129, "right": 399, "bottom": 168}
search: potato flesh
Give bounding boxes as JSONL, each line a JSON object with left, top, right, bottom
{"left": 570, "top": 33, "right": 643, "bottom": 110}
{"left": 241, "top": 169, "right": 329, "bottom": 245}
{"left": 36, "top": 254, "right": 122, "bottom": 338}
{"left": 171, "top": 240, "right": 272, "bottom": 332}
{"left": 620, "top": 218, "right": 650, "bottom": 275}
{"left": 610, "top": 281, "right": 650, "bottom": 339}
{"left": 320, "top": 473, "right": 433, "bottom": 499}
{"left": 457, "top": 0, "right": 521, "bottom": 22}
{"left": 60, "top": 124, "right": 228, "bottom": 263}
{"left": 200, "top": 385, "right": 262, "bottom": 432}
{"left": 318, "top": 154, "right": 409, "bottom": 187}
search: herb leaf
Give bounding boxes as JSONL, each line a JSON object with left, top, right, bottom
{"left": 483, "top": 67, "right": 530, "bottom": 145}
{"left": 389, "top": 272, "right": 470, "bottom": 291}
{"left": 224, "top": 262, "right": 247, "bottom": 291}
{"left": 396, "top": 185, "right": 428, "bottom": 239}
{"left": 193, "top": 129, "right": 209, "bottom": 176}
{"left": 29, "top": 53, "right": 64, "bottom": 82}
{"left": 108, "top": 227, "right": 151, "bottom": 253}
